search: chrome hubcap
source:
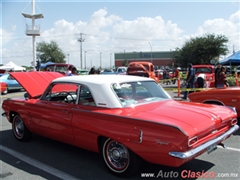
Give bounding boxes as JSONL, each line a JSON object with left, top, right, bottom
{"left": 106, "top": 140, "right": 129, "bottom": 170}
{"left": 15, "top": 118, "right": 24, "bottom": 138}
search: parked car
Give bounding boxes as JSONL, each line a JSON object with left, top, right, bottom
{"left": 127, "top": 61, "right": 159, "bottom": 82}
{"left": 101, "top": 67, "right": 127, "bottom": 75}
{"left": 77, "top": 69, "right": 89, "bottom": 75}
{"left": 2, "top": 72, "right": 239, "bottom": 177}
{"left": 45, "top": 63, "right": 75, "bottom": 75}
{"left": 0, "top": 73, "right": 23, "bottom": 94}
{"left": 188, "top": 87, "right": 240, "bottom": 119}
{"left": 0, "top": 82, "right": 7, "bottom": 94}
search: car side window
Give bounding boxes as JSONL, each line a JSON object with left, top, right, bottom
{"left": 78, "top": 86, "right": 96, "bottom": 106}
{"left": 42, "top": 83, "right": 78, "bottom": 104}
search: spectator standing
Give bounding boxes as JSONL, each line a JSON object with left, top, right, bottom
{"left": 89, "top": 67, "right": 97, "bottom": 75}
{"left": 172, "top": 67, "right": 180, "bottom": 84}
{"left": 69, "top": 67, "right": 77, "bottom": 76}
{"left": 183, "top": 63, "right": 195, "bottom": 100}
{"left": 216, "top": 66, "right": 227, "bottom": 88}
{"left": 215, "top": 62, "right": 222, "bottom": 87}
{"left": 66, "top": 65, "right": 73, "bottom": 76}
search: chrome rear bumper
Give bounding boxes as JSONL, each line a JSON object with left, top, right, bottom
{"left": 169, "top": 125, "right": 239, "bottom": 159}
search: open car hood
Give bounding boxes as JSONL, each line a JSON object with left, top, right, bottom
{"left": 10, "top": 72, "right": 64, "bottom": 98}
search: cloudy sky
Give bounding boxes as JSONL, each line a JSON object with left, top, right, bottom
{"left": 1, "top": 0, "right": 240, "bottom": 69}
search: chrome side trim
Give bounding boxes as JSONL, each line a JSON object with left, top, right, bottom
{"left": 169, "top": 125, "right": 239, "bottom": 159}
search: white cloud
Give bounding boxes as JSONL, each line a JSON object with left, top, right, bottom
{"left": 196, "top": 10, "right": 240, "bottom": 58}
{"left": 2, "top": 8, "right": 240, "bottom": 68}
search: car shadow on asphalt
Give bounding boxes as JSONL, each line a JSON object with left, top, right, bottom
{"left": 0, "top": 129, "right": 216, "bottom": 180}
{"left": 233, "top": 128, "right": 240, "bottom": 136}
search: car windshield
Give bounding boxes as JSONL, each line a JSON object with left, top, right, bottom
{"left": 194, "top": 67, "right": 212, "bottom": 73}
{"left": 112, "top": 81, "right": 171, "bottom": 107}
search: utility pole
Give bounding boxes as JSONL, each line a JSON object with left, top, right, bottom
{"left": 84, "top": 51, "right": 87, "bottom": 69}
{"left": 100, "top": 52, "right": 102, "bottom": 68}
{"left": 78, "top": 33, "right": 85, "bottom": 69}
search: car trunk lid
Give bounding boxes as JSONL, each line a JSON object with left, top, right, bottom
{"left": 126, "top": 100, "right": 236, "bottom": 137}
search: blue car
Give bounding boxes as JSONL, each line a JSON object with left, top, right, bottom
{"left": 0, "top": 74, "right": 23, "bottom": 94}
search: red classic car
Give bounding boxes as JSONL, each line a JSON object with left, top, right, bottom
{"left": 0, "top": 82, "right": 7, "bottom": 94}
{"left": 188, "top": 87, "right": 240, "bottom": 119}
{"left": 2, "top": 72, "right": 239, "bottom": 177}
{"left": 45, "top": 63, "right": 75, "bottom": 75}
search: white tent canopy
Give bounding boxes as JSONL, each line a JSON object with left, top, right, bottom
{"left": 0, "top": 61, "right": 26, "bottom": 71}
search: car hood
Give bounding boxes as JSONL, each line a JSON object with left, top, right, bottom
{"left": 126, "top": 100, "right": 237, "bottom": 137}
{"left": 10, "top": 72, "right": 64, "bottom": 98}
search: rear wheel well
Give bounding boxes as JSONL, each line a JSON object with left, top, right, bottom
{"left": 97, "top": 136, "right": 107, "bottom": 152}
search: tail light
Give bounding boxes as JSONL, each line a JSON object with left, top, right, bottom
{"left": 188, "top": 136, "right": 198, "bottom": 147}
{"left": 231, "top": 118, "right": 238, "bottom": 126}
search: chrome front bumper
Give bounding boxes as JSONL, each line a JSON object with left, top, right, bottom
{"left": 169, "top": 125, "right": 239, "bottom": 159}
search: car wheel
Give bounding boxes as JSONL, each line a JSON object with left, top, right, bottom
{"left": 12, "top": 114, "right": 32, "bottom": 142}
{"left": 101, "top": 138, "right": 141, "bottom": 177}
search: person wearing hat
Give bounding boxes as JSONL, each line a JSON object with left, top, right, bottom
{"left": 215, "top": 62, "right": 222, "bottom": 87}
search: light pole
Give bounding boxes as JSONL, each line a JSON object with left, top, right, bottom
{"left": 78, "top": 33, "right": 85, "bottom": 69}
{"left": 100, "top": 52, "right": 102, "bottom": 68}
{"left": 133, "top": 51, "right": 136, "bottom": 61}
{"left": 110, "top": 53, "right": 112, "bottom": 69}
{"left": 148, "top": 42, "right": 152, "bottom": 63}
{"left": 84, "top": 51, "right": 87, "bottom": 69}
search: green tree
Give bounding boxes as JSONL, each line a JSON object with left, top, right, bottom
{"left": 173, "top": 34, "right": 229, "bottom": 67}
{"left": 36, "top": 41, "right": 66, "bottom": 63}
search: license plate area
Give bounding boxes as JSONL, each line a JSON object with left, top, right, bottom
{"left": 207, "top": 144, "right": 217, "bottom": 154}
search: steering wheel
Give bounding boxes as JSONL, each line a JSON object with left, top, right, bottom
{"left": 57, "top": 91, "right": 75, "bottom": 103}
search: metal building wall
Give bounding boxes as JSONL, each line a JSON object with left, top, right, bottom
{"left": 114, "top": 51, "right": 174, "bottom": 67}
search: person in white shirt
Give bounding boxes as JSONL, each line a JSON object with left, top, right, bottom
{"left": 196, "top": 73, "right": 206, "bottom": 88}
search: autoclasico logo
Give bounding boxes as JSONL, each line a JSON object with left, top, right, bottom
{"left": 155, "top": 170, "right": 215, "bottom": 178}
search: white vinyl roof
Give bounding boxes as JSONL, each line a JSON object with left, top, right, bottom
{"left": 53, "top": 74, "right": 154, "bottom": 85}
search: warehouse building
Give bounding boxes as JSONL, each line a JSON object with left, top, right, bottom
{"left": 114, "top": 51, "right": 175, "bottom": 68}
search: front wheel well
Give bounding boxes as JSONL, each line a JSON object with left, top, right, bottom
{"left": 8, "top": 111, "right": 19, "bottom": 123}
